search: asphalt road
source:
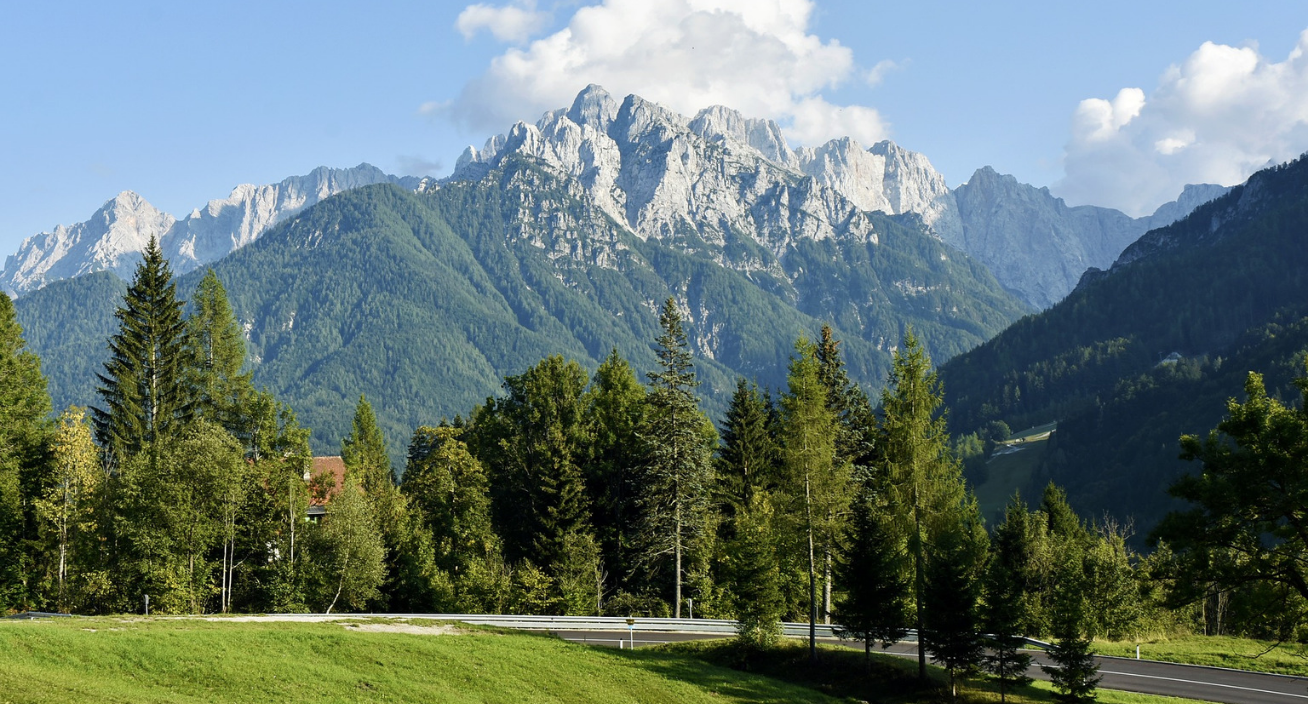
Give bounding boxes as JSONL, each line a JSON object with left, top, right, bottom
{"left": 550, "top": 629, "right": 1308, "bottom": 704}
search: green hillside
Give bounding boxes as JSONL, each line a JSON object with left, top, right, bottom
{"left": 941, "top": 154, "right": 1308, "bottom": 532}
{"left": 15, "top": 155, "right": 1028, "bottom": 463}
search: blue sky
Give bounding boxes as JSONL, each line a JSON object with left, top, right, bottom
{"left": 4, "top": 1, "right": 1308, "bottom": 256}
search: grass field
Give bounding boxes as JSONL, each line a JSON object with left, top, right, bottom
{"left": 0, "top": 616, "right": 1205, "bottom": 704}
{"left": 667, "top": 639, "right": 1195, "bottom": 704}
{"left": 1094, "top": 635, "right": 1308, "bottom": 677}
{"left": 973, "top": 423, "right": 1057, "bottom": 523}
{"left": 0, "top": 617, "right": 837, "bottom": 704}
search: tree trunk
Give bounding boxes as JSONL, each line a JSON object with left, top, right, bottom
{"left": 914, "top": 487, "right": 926, "bottom": 681}
{"left": 675, "top": 500, "right": 683, "bottom": 619}
{"left": 327, "top": 552, "right": 350, "bottom": 615}
{"left": 823, "top": 547, "right": 832, "bottom": 625}
{"left": 806, "top": 472, "right": 817, "bottom": 664}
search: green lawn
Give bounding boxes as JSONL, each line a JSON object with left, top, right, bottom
{"left": 0, "top": 616, "right": 1214, "bottom": 704}
{"left": 0, "top": 617, "right": 837, "bottom": 704}
{"left": 974, "top": 423, "right": 1057, "bottom": 522}
{"left": 1094, "top": 635, "right": 1308, "bottom": 677}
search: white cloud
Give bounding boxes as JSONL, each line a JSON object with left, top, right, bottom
{"left": 456, "top": 1, "right": 550, "bottom": 44}
{"left": 1057, "top": 30, "right": 1308, "bottom": 216}
{"left": 443, "top": 0, "right": 891, "bottom": 147}
{"left": 865, "top": 59, "right": 902, "bottom": 87}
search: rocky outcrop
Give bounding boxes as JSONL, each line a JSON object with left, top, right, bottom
{"left": 950, "top": 168, "right": 1228, "bottom": 309}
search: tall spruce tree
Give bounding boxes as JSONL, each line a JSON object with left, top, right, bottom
{"left": 834, "top": 468, "right": 910, "bottom": 665}
{"left": 637, "top": 298, "right": 714, "bottom": 618}
{"left": 0, "top": 292, "right": 52, "bottom": 611}
{"left": 984, "top": 496, "right": 1036, "bottom": 702}
{"left": 1043, "top": 556, "right": 1101, "bottom": 704}
{"left": 94, "top": 236, "right": 193, "bottom": 467}
{"left": 878, "top": 329, "right": 967, "bottom": 681}
{"left": 922, "top": 502, "right": 988, "bottom": 702}
{"left": 779, "top": 337, "right": 844, "bottom": 660}
{"left": 812, "top": 325, "right": 862, "bottom": 621}
{"left": 724, "top": 492, "right": 784, "bottom": 649}
{"left": 186, "top": 269, "right": 254, "bottom": 443}
{"left": 716, "top": 378, "right": 777, "bottom": 519}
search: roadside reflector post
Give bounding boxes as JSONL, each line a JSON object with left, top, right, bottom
{"left": 1136, "top": 645, "right": 1141, "bottom": 660}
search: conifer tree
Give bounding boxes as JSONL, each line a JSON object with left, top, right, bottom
{"left": 922, "top": 502, "right": 988, "bottom": 701}
{"left": 637, "top": 298, "right": 714, "bottom": 618}
{"left": 94, "top": 236, "right": 192, "bottom": 467}
{"left": 403, "top": 425, "right": 497, "bottom": 576}
{"left": 779, "top": 337, "right": 845, "bottom": 660}
{"left": 342, "top": 395, "right": 394, "bottom": 495}
{"left": 0, "top": 291, "right": 52, "bottom": 610}
{"left": 472, "top": 355, "right": 593, "bottom": 570}
{"left": 834, "top": 469, "right": 910, "bottom": 665}
{"left": 186, "top": 269, "right": 254, "bottom": 443}
{"left": 724, "top": 492, "right": 784, "bottom": 649}
{"left": 984, "top": 496, "right": 1036, "bottom": 702}
{"left": 582, "top": 349, "right": 647, "bottom": 592}
{"left": 1043, "top": 557, "right": 1101, "bottom": 704}
{"left": 812, "top": 325, "right": 864, "bottom": 621}
{"left": 878, "top": 329, "right": 967, "bottom": 680}
{"left": 716, "top": 378, "right": 777, "bottom": 519}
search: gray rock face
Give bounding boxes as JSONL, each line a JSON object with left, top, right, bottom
{"left": 451, "top": 86, "right": 958, "bottom": 274}
{"left": 2, "top": 164, "right": 405, "bottom": 296}
{"left": 950, "top": 168, "right": 1229, "bottom": 309}
{"left": 455, "top": 86, "right": 1227, "bottom": 311}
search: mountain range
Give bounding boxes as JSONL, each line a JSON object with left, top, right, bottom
{"left": 3, "top": 86, "right": 1224, "bottom": 311}
{"left": 940, "top": 152, "right": 1308, "bottom": 534}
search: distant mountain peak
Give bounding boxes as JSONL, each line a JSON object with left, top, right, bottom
{"left": 1, "top": 164, "right": 408, "bottom": 296}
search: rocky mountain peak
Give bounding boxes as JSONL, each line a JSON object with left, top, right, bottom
{"left": 567, "top": 84, "right": 619, "bottom": 132}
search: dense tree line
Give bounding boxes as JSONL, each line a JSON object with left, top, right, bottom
{"left": 7, "top": 235, "right": 1278, "bottom": 701}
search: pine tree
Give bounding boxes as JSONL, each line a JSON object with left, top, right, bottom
{"left": 878, "top": 329, "right": 967, "bottom": 681}
{"left": 1042, "top": 558, "right": 1101, "bottom": 704}
{"left": 833, "top": 469, "right": 910, "bottom": 665}
{"left": 922, "top": 503, "right": 988, "bottom": 702}
{"left": 779, "top": 337, "right": 846, "bottom": 660}
{"left": 0, "top": 291, "right": 52, "bottom": 611}
{"left": 984, "top": 496, "right": 1036, "bottom": 703}
{"left": 342, "top": 395, "right": 394, "bottom": 495}
{"left": 93, "top": 236, "right": 193, "bottom": 467}
{"left": 724, "top": 492, "right": 784, "bottom": 650}
{"left": 637, "top": 298, "right": 715, "bottom": 618}
{"left": 716, "top": 378, "right": 777, "bottom": 520}
{"left": 186, "top": 269, "right": 254, "bottom": 444}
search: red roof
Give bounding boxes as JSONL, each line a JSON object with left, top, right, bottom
{"left": 309, "top": 456, "right": 347, "bottom": 507}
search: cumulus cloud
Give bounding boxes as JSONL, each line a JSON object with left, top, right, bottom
{"left": 442, "top": 0, "right": 891, "bottom": 147}
{"left": 456, "top": 0, "right": 550, "bottom": 44}
{"left": 1057, "top": 30, "right": 1308, "bottom": 216}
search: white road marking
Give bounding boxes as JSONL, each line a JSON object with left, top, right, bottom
{"left": 1101, "top": 669, "right": 1308, "bottom": 699}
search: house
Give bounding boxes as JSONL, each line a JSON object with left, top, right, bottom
{"left": 306, "top": 456, "right": 347, "bottom": 522}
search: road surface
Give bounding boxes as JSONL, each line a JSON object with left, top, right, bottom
{"left": 550, "top": 629, "right": 1308, "bottom": 704}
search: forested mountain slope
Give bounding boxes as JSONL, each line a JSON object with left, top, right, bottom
{"left": 940, "top": 153, "right": 1308, "bottom": 531}
{"left": 17, "top": 155, "right": 1027, "bottom": 462}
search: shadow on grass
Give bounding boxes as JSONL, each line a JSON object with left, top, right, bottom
{"left": 609, "top": 637, "right": 1074, "bottom": 704}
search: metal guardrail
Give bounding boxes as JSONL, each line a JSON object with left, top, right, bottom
{"left": 10, "top": 609, "right": 1049, "bottom": 649}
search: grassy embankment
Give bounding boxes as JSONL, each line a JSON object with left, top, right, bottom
{"left": 1095, "top": 635, "right": 1308, "bottom": 677}
{"left": 974, "top": 422, "right": 1057, "bottom": 522}
{"left": 0, "top": 616, "right": 1202, "bottom": 704}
